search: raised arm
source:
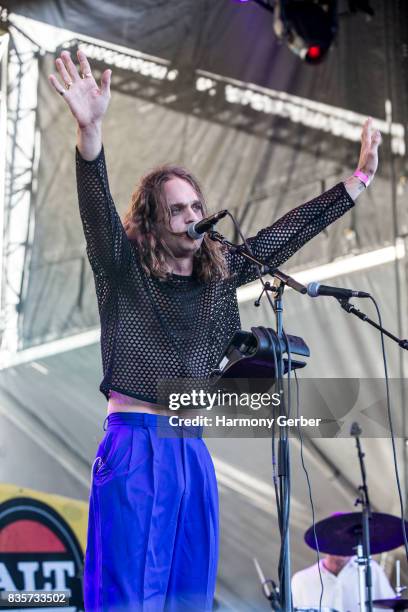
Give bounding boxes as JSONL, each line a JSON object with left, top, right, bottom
{"left": 343, "top": 117, "right": 382, "bottom": 199}
{"left": 230, "top": 118, "right": 382, "bottom": 286}
{"left": 48, "top": 50, "right": 131, "bottom": 278}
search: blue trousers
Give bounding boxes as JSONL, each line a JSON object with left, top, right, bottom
{"left": 84, "top": 412, "right": 219, "bottom": 612}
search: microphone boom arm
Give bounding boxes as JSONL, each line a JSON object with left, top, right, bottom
{"left": 208, "top": 230, "right": 307, "bottom": 295}
{"left": 338, "top": 299, "right": 408, "bottom": 350}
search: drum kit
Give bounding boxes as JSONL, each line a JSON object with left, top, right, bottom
{"left": 254, "top": 423, "right": 408, "bottom": 611}
{"left": 293, "top": 422, "right": 408, "bottom": 612}
{"left": 294, "top": 511, "right": 408, "bottom": 611}
{"left": 254, "top": 423, "right": 408, "bottom": 612}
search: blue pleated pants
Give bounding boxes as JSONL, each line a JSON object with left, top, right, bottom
{"left": 83, "top": 412, "right": 219, "bottom": 612}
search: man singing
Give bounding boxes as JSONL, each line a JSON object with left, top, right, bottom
{"left": 49, "top": 49, "right": 381, "bottom": 612}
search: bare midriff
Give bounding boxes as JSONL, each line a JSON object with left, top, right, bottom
{"left": 107, "top": 389, "right": 172, "bottom": 416}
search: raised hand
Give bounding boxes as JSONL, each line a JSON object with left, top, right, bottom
{"left": 343, "top": 118, "right": 382, "bottom": 200}
{"left": 357, "top": 117, "right": 382, "bottom": 182}
{"left": 49, "top": 50, "right": 111, "bottom": 129}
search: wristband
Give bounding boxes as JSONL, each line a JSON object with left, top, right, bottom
{"left": 353, "top": 169, "right": 371, "bottom": 188}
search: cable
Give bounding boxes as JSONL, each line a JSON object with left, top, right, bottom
{"left": 280, "top": 330, "right": 293, "bottom": 607}
{"left": 270, "top": 334, "right": 282, "bottom": 528}
{"left": 369, "top": 296, "right": 408, "bottom": 561}
{"left": 294, "top": 370, "right": 324, "bottom": 612}
{"left": 268, "top": 325, "right": 289, "bottom": 606}
{"left": 265, "top": 327, "right": 289, "bottom": 609}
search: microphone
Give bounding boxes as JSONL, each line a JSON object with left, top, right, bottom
{"left": 187, "top": 210, "right": 228, "bottom": 239}
{"left": 307, "top": 282, "right": 370, "bottom": 299}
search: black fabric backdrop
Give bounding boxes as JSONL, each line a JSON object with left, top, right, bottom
{"left": 4, "top": 0, "right": 408, "bottom": 120}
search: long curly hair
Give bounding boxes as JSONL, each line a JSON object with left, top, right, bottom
{"left": 122, "top": 165, "right": 229, "bottom": 283}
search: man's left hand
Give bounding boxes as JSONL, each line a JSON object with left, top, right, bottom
{"left": 357, "top": 117, "right": 382, "bottom": 182}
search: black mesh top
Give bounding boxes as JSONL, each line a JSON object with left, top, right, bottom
{"left": 76, "top": 148, "right": 355, "bottom": 403}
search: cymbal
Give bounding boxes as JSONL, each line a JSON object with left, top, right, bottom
{"left": 371, "top": 599, "right": 408, "bottom": 610}
{"left": 305, "top": 512, "right": 408, "bottom": 555}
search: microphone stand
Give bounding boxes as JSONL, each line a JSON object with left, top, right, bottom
{"left": 274, "top": 280, "right": 293, "bottom": 612}
{"left": 351, "top": 422, "right": 373, "bottom": 612}
{"left": 209, "top": 229, "right": 307, "bottom": 611}
{"left": 338, "top": 299, "right": 408, "bottom": 350}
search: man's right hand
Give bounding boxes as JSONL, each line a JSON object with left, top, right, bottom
{"left": 48, "top": 50, "right": 111, "bottom": 160}
{"left": 49, "top": 49, "right": 111, "bottom": 128}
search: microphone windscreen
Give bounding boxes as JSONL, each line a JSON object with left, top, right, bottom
{"left": 187, "top": 223, "right": 201, "bottom": 240}
{"left": 306, "top": 282, "right": 320, "bottom": 298}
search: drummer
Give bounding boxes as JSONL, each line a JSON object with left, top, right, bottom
{"left": 291, "top": 553, "right": 395, "bottom": 611}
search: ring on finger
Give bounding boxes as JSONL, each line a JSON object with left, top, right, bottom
{"left": 81, "top": 71, "right": 92, "bottom": 79}
{"left": 65, "top": 80, "right": 73, "bottom": 90}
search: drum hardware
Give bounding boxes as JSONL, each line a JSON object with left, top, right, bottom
{"left": 372, "top": 559, "right": 408, "bottom": 610}
{"left": 304, "top": 513, "right": 408, "bottom": 557}
{"left": 371, "top": 598, "right": 408, "bottom": 610}
{"left": 253, "top": 557, "right": 281, "bottom": 611}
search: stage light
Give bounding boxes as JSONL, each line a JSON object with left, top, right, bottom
{"left": 274, "top": 1, "right": 338, "bottom": 64}
{"left": 234, "top": 0, "right": 338, "bottom": 64}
